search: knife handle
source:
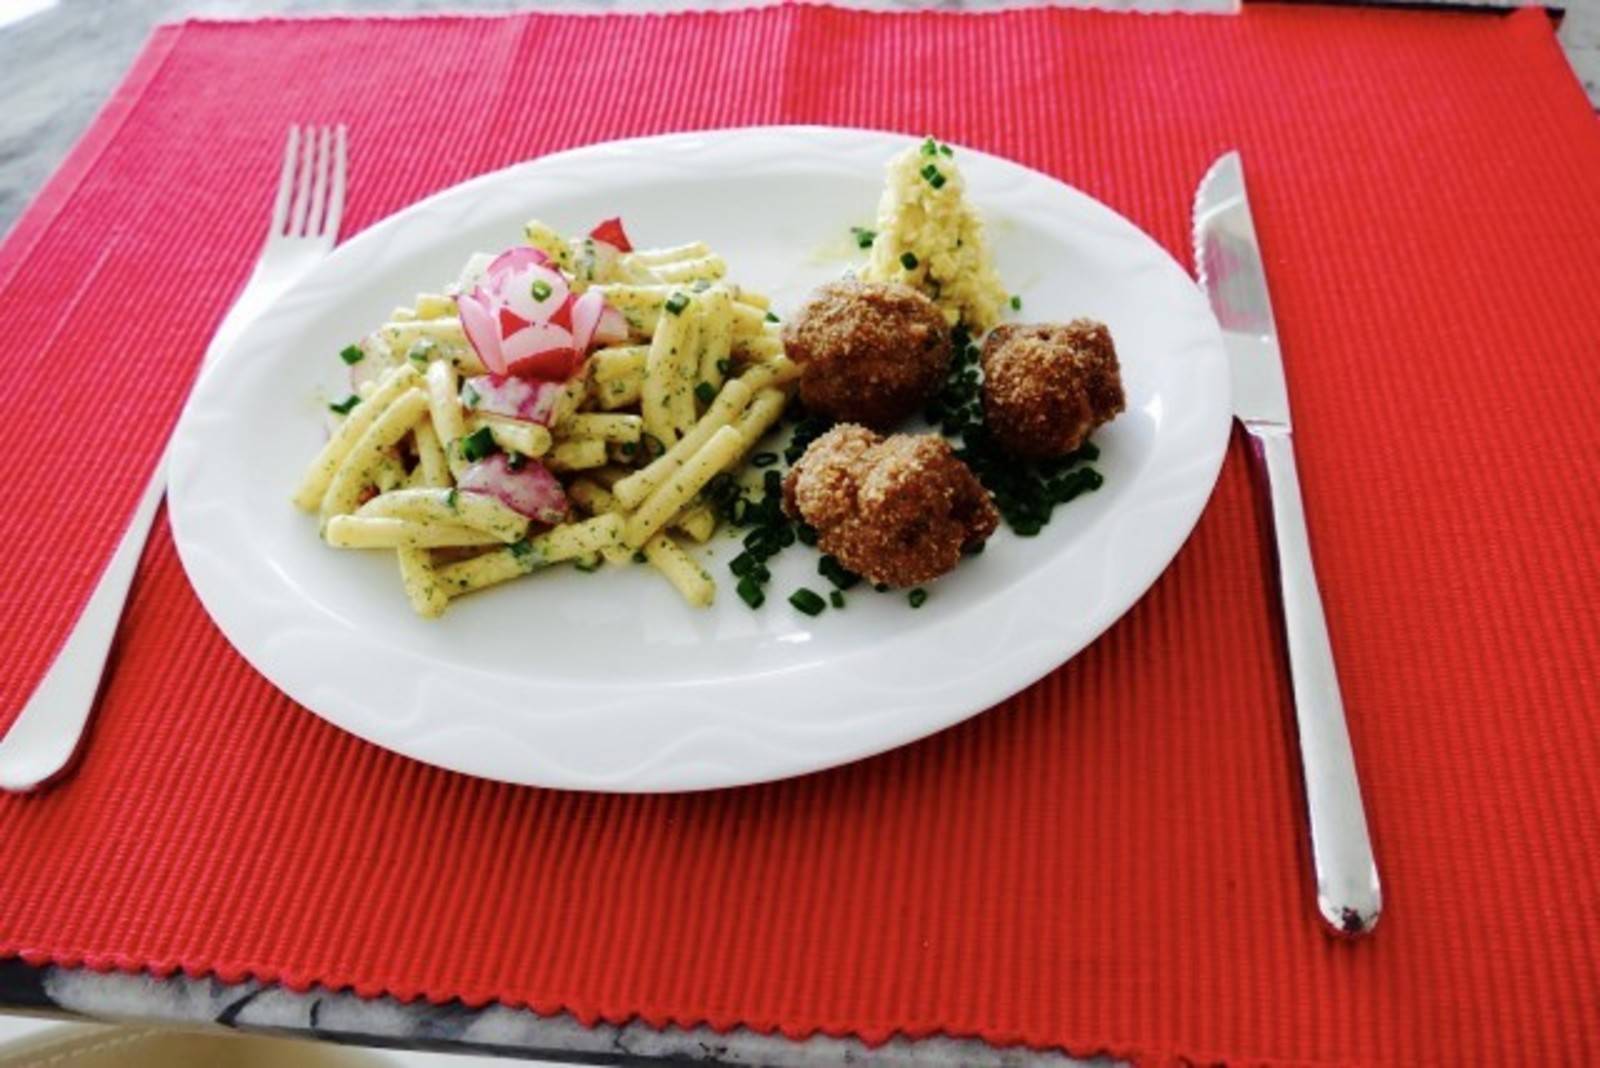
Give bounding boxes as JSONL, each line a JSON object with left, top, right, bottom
{"left": 1246, "top": 426, "right": 1382, "bottom": 936}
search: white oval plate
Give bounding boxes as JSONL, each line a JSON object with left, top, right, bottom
{"left": 168, "top": 126, "right": 1230, "bottom": 792}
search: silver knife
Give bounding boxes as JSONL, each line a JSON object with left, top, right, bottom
{"left": 1193, "top": 151, "right": 1381, "bottom": 936}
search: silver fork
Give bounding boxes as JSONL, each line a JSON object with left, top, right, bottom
{"left": 0, "top": 124, "right": 347, "bottom": 792}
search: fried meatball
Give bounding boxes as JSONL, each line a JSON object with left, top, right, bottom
{"left": 781, "top": 280, "right": 952, "bottom": 429}
{"left": 981, "top": 319, "right": 1125, "bottom": 459}
{"left": 783, "top": 424, "right": 997, "bottom": 588}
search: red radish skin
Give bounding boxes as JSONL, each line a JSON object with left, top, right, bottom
{"left": 588, "top": 217, "right": 633, "bottom": 252}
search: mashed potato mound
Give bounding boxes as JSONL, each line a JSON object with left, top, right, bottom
{"left": 863, "top": 138, "right": 1007, "bottom": 333}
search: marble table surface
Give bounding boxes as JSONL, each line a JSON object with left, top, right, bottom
{"left": 0, "top": 0, "right": 1594, "bottom": 1064}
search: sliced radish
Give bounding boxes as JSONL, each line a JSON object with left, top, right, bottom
{"left": 459, "top": 455, "right": 569, "bottom": 526}
{"left": 588, "top": 217, "right": 633, "bottom": 252}
{"left": 464, "top": 374, "right": 563, "bottom": 425}
{"left": 594, "top": 302, "right": 629, "bottom": 345}
{"left": 456, "top": 244, "right": 628, "bottom": 381}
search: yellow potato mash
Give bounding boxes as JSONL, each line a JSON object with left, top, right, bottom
{"left": 864, "top": 138, "right": 1008, "bottom": 333}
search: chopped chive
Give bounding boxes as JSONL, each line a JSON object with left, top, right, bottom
{"left": 939, "top": 142, "right": 953, "bottom": 157}
{"left": 908, "top": 588, "right": 928, "bottom": 608}
{"left": 920, "top": 162, "right": 940, "bottom": 182}
{"left": 339, "top": 344, "right": 364, "bottom": 365}
{"left": 406, "top": 339, "right": 436, "bottom": 365}
{"left": 819, "top": 554, "right": 860, "bottom": 590}
{"left": 664, "top": 292, "right": 690, "bottom": 315}
{"left": 461, "top": 383, "right": 480, "bottom": 410}
{"left": 851, "top": 226, "right": 877, "bottom": 249}
{"left": 928, "top": 171, "right": 946, "bottom": 190}
{"left": 509, "top": 539, "right": 534, "bottom": 563}
{"left": 737, "top": 574, "right": 765, "bottom": 609}
{"left": 900, "top": 251, "right": 919, "bottom": 270}
{"left": 752, "top": 452, "right": 778, "bottom": 467}
{"left": 715, "top": 358, "right": 733, "bottom": 376}
{"left": 460, "top": 426, "right": 497, "bottom": 462}
{"left": 574, "top": 557, "right": 600, "bottom": 573}
{"left": 632, "top": 550, "right": 648, "bottom": 564}
{"left": 729, "top": 552, "right": 757, "bottom": 577}
{"left": 1010, "top": 294, "right": 1022, "bottom": 311}
{"left": 764, "top": 311, "right": 780, "bottom": 323}
{"left": 328, "top": 394, "right": 360, "bottom": 415}
{"left": 789, "top": 588, "right": 826, "bottom": 616}
{"left": 796, "top": 523, "right": 818, "bottom": 547}
{"left": 830, "top": 590, "right": 845, "bottom": 609}
{"left": 530, "top": 279, "right": 552, "bottom": 301}
{"left": 695, "top": 381, "right": 717, "bottom": 406}
{"left": 445, "top": 488, "right": 459, "bottom": 511}
{"left": 920, "top": 136, "right": 938, "bottom": 157}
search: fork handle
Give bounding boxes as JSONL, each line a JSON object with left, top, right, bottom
{"left": 1246, "top": 426, "right": 1382, "bottom": 936}
{"left": 0, "top": 450, "right": 168, "bottom": 791}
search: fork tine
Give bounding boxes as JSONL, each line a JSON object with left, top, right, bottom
{"left": 289, "top": 126, "right": 315, "bottom": 237}
{"left": 306, "top": 126, "right": 330, "bottom": 240}
{"left": 323, "top": 125, "right": 347, "bottom": 241}
{"left": 269, "top": 125, "right": 299, "bottom": 237}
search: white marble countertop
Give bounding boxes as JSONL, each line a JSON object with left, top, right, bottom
{"left": 0, "top": 0, "right": 1593, "bottom": 1063}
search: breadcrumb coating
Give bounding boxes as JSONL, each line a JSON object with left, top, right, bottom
{"left": 782, "top": 280, "right": 952, "bottom": 429}
{"left": 783, "top": 424, "right": 997, "bottom": 588}
{"left": 980, "top": 320, "right": 1125, "bottom": 459}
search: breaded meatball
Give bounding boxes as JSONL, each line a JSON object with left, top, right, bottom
{"left": 783, "top": 424, "right": 997, "bottom": 588}
{"left": 781, "top": 280, "right": 952, "bottom": 429}
{"left": 981, "top": 319, "right": 1125, "bottom": 459}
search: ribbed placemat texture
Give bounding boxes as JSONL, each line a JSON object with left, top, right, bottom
{"left": 2, "top": 6, "right": 1598, "bottom": 1065}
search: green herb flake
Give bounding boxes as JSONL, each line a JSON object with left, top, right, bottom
{"left": 574, "top": 557, "right": 600, "bottom": 573}
{"left": 764, "top": 311, "right": 780, "bottom": 323}
{"left": 939, "top": 142, "right": 953, "bottom": 157}
{"left": 509, "top": 539, "right": 534, "bottom": 563}
{"left": 339, "top": 344, "right": 364, "bottom": 365}
{"left": 530, "top": 279, "right": 553, "bottom": 302}
{"left": 328, "top": 394, "right": 361, "bottom": 415}
{"left": 928, "top": 171, "right": 946, "bottom": 190}
{"left": 789, "top": 587, "right": 827, "bottom": 616}
{"left": 851, "top": 226, "right": 877, "bottom": 250}
{"left": 908, "top": 588, "right": 928, "bottom": 609}
{"left": 506, "top": 451, "right": 527, "bottom": 471}
{"left": 620, "top": 440, "right": 638, "bottom": 457}
{"left": 920, "top": 162, "right": 940, "bottom": 183}
{"left": 461, "top": 383, "right": 480, "bottom": 410}
{"left": 406, "top": 339, "right": 437, "bottom": 366}
{"left": 445, "top": 488, "right": 459, "bottom": 511}
{"left": 900, "top": 251, "right": 919, "bottom": 271}
{"left": 695, "top": 382, "right": 717, "bottom": 406}
{"left": 664, "top": 292, "right": 691, "bottom": 316}
{"left": 920, "top": 136, "right": 939, "bottom": 157}
{"left": 460, "top": 426, "right": 497, "bottom": 462}
{"left": 1010, "top": 294, "right": 1023, "bottom": 311}
{"left": 830, "top": 590, "right": 846, "bottom": 610}
{"left": 716, "top": 358, "right": 733, "bottom": 376}
{"left": 737, "top": 574, "right": 766, "bottom": 609}
{"left": 633, "top": 550, "right": 648, "bottom": 564}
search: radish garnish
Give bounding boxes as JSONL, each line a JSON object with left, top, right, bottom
{"left": 456, "top": 245, "right": 622, "bottom": 380}
{"left": 463, "top": 374, "right": 563, "bottom": 425}
{"left": 459, "top": 454, "right": 569, "bottom": 526}
{"left": 588, "top": 217, "right": 633, "bottom": 252}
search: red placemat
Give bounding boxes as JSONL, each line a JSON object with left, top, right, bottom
{"left": 3, "top": 5, "right": 1599, "bottom": 1064}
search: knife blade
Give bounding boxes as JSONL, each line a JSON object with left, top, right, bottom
{"left": 1194, "top": 151, "right": 1382, "bottom": 936}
